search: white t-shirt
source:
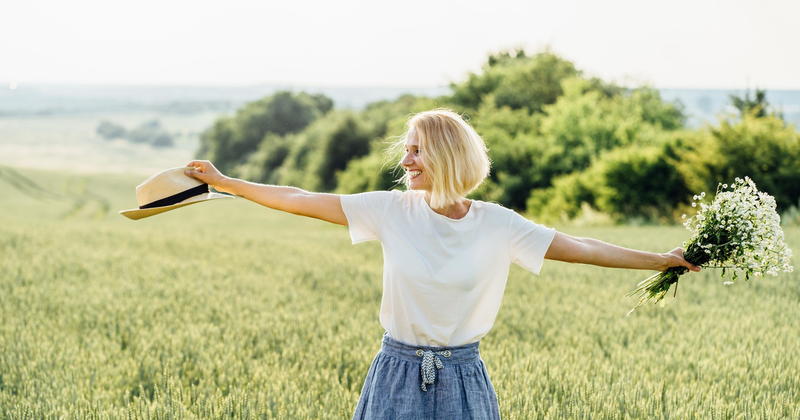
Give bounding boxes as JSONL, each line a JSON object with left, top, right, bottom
{"left": 340, "top": 190, "right": 556, "bottom": 347}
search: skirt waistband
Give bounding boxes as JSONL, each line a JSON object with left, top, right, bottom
{"left": 380, "top": 334, "right": 482, "bottom": 391}
{"left": 380, "top": 334, "right": 481, "bottom": 365}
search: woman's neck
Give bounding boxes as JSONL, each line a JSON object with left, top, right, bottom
{"left": 424, "top": 193, "right": 472, "bottom": 220}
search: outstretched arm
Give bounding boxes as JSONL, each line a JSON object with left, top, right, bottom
{"left": 184, "top": 160, "right": 348, "bottom": 226}
{"left": 544, "top": 231, "right": 700, "bottom": 272}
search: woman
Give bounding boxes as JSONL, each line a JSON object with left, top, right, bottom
{"left": 185, "top": 109, "right": 699, "bottom": 419}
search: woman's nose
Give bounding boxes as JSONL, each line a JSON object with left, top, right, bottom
{"left": 400, "top": 152, "right": 413, "bottom": 166}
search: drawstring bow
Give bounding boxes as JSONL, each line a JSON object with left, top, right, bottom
{"left": 416, "top": 349, "right": 451, "bottom": 391}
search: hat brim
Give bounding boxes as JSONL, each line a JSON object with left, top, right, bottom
{"left": 119, "top": 192, "right": 233, "bottom": 220}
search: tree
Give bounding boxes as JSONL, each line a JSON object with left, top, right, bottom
{"left": 449, "top": 49, "right": 580, "bottom": 114}
{"left": 96, "top": 121, "right": 127, "bottom": 140}
{"left": 667, "top": 100, "right": 800, "bottom": 212}
{"left": 467, "top": 100, "right": 543, "bottom": 209}
{"left": 729, "top": 88, "right": 769, "bottom": 119}
{"left": 197, "top": 91, "right": 332, "bottom": 173}
{"left": 278, "top": 112, "right": 372, "bottom": 192}
{"left": 333, "top": 95, "right": 452, "bottom": 194}
{"left": 335, "top": 150, "right": 400, "bottom": 194}
{"left": 707, "top": 112, "right": 800, "bottom": 210}
{"left": 532, "top": 78, "right": 684, "bottom": 188}
{"left": 127, "top": 120, "right": 174, "bottom": 148}
{"left": 237, "top": 133, "right": 292, "bottom": 185}
{"left": 310, "top": 113, "right": 372, "bottom": 191}
{"left": 527, "top": 145, "right": 691, "bottom": 223}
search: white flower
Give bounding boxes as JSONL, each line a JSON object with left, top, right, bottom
{"left": 682, "top": 178, "right": 793, "bottom": 280}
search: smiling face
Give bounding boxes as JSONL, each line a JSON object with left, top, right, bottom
{"left": 394, "top": 109, "right": 491, "bottom": 210}
{"left": 401, "top": 128, "right": 432, "bottom": 193}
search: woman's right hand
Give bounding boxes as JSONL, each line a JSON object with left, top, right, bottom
{"left": 184, "top": 160, "right": 230, "bottom": 193}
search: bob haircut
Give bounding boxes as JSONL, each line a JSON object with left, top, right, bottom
{"left": 393, "top": 109, "right": 491, "bottom": 209}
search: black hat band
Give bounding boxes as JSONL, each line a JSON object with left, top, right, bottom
{"left": 139, "top": 183, "right": 210, "bottom": 209}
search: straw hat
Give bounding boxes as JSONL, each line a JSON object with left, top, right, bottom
{"left": 120, "top": 167, "right": 233, "bottom": 220}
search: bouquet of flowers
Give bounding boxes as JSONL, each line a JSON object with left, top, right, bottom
{"left": 627, "top": 177, "right": 793, "bottom": 314}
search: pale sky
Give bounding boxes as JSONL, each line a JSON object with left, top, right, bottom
{"left": 3, "top": 0, "right": 799, "bottom": 89}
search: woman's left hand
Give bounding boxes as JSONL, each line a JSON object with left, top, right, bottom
{"left": 659, "top": 247, "right": 701, "bottom": 273}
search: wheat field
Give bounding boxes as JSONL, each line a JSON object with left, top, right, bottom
{"left": 1, "top": 168, "right": 798, "bottom": 419}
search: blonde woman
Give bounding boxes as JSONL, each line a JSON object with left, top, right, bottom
{"left": 185, "top": 109, "right": 699, "bottom": 419}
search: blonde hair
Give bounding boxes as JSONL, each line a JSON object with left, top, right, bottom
{"left": 392, "top": 109, "right": 491, "bottom": 209}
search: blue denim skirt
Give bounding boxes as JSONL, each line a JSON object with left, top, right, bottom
{"left": 353, "top": 334, "right": 500, "bottom": 420}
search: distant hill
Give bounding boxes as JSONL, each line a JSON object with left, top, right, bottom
{"left": 0, "top": 84, "right": 449, "bottom": 116}
{"left": 660, "top": 88, "right": 800, "bottom": 127}
{"left": 1, "top": 83, "right": 798, "bottom": 127}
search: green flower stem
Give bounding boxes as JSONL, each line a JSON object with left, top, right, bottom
{"left": 626, "top": 241, "right": 710, "bottom": 315}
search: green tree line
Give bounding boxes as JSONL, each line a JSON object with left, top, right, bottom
{"left": 197, "top": 50, "right": 800, "bottom": 224}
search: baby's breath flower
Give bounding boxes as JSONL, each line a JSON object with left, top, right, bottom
{"left": 628, "top": 177, "right": 793, "bottom": 314}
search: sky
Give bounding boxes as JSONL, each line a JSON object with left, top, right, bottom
{"left": 3, "top": 0, "right": 799, "bottom": 89}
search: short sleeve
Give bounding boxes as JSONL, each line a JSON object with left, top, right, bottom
{"left": 508, "top": 212, "right": 556, "bottom": 274}
{"left": 340, "top": 191, "right": 395, "bottom": 244}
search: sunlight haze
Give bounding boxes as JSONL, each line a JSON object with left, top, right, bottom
{"left": 3, "top": 0, "right": 799, "bottom": 88}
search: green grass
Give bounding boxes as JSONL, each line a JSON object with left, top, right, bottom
{"left": 1, "top": 168, "right": 798, "bottom": 419}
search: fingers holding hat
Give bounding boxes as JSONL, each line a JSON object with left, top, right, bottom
{"left": 185, "top": 159, "right": 214, "bottom": 173}
{"left": 185, "top": 160, "right": 227, "bottom": 190}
